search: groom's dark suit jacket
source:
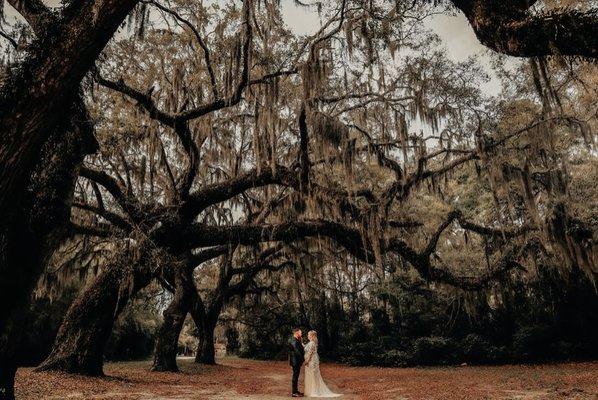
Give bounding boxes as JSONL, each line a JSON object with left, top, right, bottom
{"left": 288, "top": 337, "right": 304, "bottom": 367}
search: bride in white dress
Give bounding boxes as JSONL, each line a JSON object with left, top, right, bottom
{"left": 303, "top": 330, "right": 342, "bottom": 398}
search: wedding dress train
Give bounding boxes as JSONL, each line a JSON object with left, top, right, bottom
{"left": 304, "top": 341, "right": 342, "bottom": 398}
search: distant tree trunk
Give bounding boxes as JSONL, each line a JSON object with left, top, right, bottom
{"left": 327, "top": 295, "right": 343, "bottom": 353}
{"left": 37, "top": 256, "right": 151, "bottom": 375}
{"left": 151, "top": 266, "right": 195, "bottom": 372}
{"left": 188, "top": 290, "right": 222, "bottom": 365}
{"left": 293, "top": 268, "right": 309, "bottom": 327}
{"left": 194, "top": 333, "right": 205, "bottom": 364}
{"left": 0, "top": 368, "right": 15, "bottom": 400}
{"left": 188, "top": 293, "right": 207, "bottom": 364}
{"left": 196, "top": 316, "right": 218, "bottom": 365}
{"left": 316, "top": 291, "right": 330, "bottom": 352}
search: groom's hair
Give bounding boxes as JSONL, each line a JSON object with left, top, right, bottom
{"left": 292, "top": 327, "right": 301, "bottom": 333}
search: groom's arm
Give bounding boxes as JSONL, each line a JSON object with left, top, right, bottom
{"left": 288, "top": 339, "right": 297, "bottom": 360}
{"left": 293, "top": 341, "right": 303, "bottom": 358}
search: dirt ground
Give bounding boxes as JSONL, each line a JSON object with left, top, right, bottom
{"left": 15, "top": 357, "right": 598, "bottom": 400}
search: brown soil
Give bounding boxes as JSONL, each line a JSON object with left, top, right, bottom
{"left": 15, "top": 357, "right": 598, "bottom": 400}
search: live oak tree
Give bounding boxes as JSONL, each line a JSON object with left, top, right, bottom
{"left": 0, "top": 0, "right": 142, "bottom": 397}
{"left": 188, "top": 246, "right": 297, "bottom": 366}
{"left": 0, "top": 0, "right": 596, "bottom": 395}
{"left": 35, "top": 0, "right": 595, "bottom": 377}
{"left": 227, "top": 54, "right": 597, "bottom": 355}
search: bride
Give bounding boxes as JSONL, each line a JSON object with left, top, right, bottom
{"left": 303, "top": 330, "right": 342, "bottom": 398}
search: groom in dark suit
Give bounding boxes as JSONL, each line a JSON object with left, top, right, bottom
{"left": 288, "top": 328, "right": 305, "bottom": 397}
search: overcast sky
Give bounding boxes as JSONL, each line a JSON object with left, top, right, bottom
{"left": 280, "top": 0, "right": 503, "bottom": 96}
{"left": 2, "top": 0, "right": 506, "bottom": 95}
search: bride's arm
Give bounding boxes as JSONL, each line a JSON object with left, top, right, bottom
{"left": 303, "top": 343, "right": 316, "bottom": 366}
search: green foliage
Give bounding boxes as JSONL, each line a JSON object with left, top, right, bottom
{"left": 412, "top": 336, "right": 458, "bottom": 365}
{"left": 18, "top": 289, "right": 78, "bottom": 366}
{"left": 512, "top": 325, "right": 554, "bottom": 361}
{"left": 460, "top": 334, "right": 491, "bottom": 364}
{"left": 105, "top": 301, "right": 159, "bottom": 361}
{"left": 235, "top": 262, "right": 598, "bottom": 367}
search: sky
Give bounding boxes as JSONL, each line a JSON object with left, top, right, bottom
{"left": 2, "top": 0, "right": 506, "bottom": 95}
{"left": 279, "top": 0, "right": 504, "bottom": 96}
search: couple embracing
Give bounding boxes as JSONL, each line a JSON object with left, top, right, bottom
{"left": 288, "top": 328, "right": 342, "bottom": 398}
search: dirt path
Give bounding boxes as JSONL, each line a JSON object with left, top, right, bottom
{"left": 15, "top": 357, "right": 598, "bottom": 400}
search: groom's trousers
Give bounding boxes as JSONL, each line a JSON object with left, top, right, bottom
{"left": 291, "top": 365, "right": 301, "bottom": 394}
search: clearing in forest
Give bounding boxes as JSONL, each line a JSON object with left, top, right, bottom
{"left": 15, "top": 357, "right": 598, "bottom": 400}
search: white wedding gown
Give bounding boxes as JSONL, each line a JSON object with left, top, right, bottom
{"left": 304, "top": 341, "right": 342, "bottom": 398}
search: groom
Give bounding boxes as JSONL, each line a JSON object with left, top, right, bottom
{"left": 288, "top": 328, "right": 305, "bottom": 397}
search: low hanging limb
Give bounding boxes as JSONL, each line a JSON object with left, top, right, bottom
{"left": 421, "top": 209, "right": 532, "bottom": 259}
{"left": 74, "top": 164, "right": 536, "bottom": 293}
{"left": 153, "top": 211, "right": 532, "bottom": 291}
{"left": 450, "top": 0, "right": 598, "bottom": 58}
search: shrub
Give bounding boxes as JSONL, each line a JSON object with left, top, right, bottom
{"left": 338, "top": 342, "right": 383, "bottom": 366}
{"left": 460, "top": 334, "right": 490, "bottom": 364}
{"left": 382, "top": 349, "right": 413, "bottom": 367}
{"left": 512, "top": 325, "right": 554, "bottom": 361}
{"left": 486, "top": 345, "right": 508, "bottom": 364}
{"left": 238, "top": 331, "right": 286, "bottom": 360}
{"left": 412, "top": 336, "right": 459, "bottom": 365}
{"left": 105, "top": 299, "right": 159, "bottom": 361}
{"left": 337, "top": 338, "right": 411, "bottom": 367}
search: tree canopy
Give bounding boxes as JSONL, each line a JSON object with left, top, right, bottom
{"left": 0, "top": 0, "right": 596, "bottom": 398}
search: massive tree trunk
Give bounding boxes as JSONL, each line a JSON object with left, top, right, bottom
{"left": 37, "top": 255, "right": 151, "bottom": 375}
{"left": 151, "top": 266, "right": 195, "bottom": 372}
{"left": 0, "top": 100, "right": 95, "bottom": 398}
{"left": 0, "top": 0, "right": 140, "bottom": 214}
{"left": 0, "top": 0, "right": 139, "bottom": 396}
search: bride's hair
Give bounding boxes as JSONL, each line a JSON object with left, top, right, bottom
{"left": 308, "top": 330, "right": 318, "bottom": 344}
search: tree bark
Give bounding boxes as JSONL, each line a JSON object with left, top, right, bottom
{"left": 0, "top": 100, "right": 96, "bottom": 399}
{"left": 37, "top": 255, "right": 151, "bottom": 375}
{"left": 194, "top": 331, "right": 205, "bottom": 364}
{"left": 187, "top": 285, "right": 224, "bottom": 365}
{"left": 195, "top": 316, "right": 218, "bottom": 365}
{"left": 0, "top": 0, "right": 140, "bottom": 396}
{"left": 450, "top": 0, "right": 598, "bottom": 58}
{"left": 0, "top": 0, "right": 140, "bottom": 214}
{"left": 0, "top": 367, "right": 16, "bottom": 400}
{"left": 151, "top": 266, "right": 195, "bottom": 372}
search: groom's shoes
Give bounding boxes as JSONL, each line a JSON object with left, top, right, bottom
{"left": 292, "top": 392, "right": 304, "bottom": 397}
